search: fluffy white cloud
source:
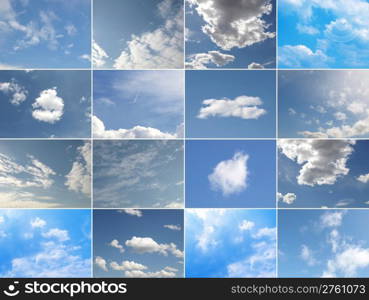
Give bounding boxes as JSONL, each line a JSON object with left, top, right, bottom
{"left": 42, "top": 228, "right": 70, "bottom": 242}
{"left": 239, "top": 220, "right": 255, "bottom": 231}
{"left": 92, "top": 40, "right": 108, "bottom": 68}
{"left": 110, "top": 260, "right": 147, "bottom": 271}
{"left": 113, "top": 0, "right": 183, "bottom": 69}
{"left": 95, "top": 256, "right": 108, "bottom": 272}
{"left": 30, "top": 217, "right": 46, "bottom": 228}
{"left": 0, "top": 191, "right": 58, "bottom": 208}
{"left": 321, "top": 211, "right": 345, "bottom": 228}
{"left": 252, "top": 227, "right": 277, "bottom": 240}
{"left": 185, "top": 51, "right": 235, "bottom": 69}
{"left": 65, "top": 141, "right": 91, "bottom": 196}
{"left": 197, "top": 95, "right": 266, "bottom": 119}
{"left": 32, "top": 88, "right": 64, "bottom": 123}
{"left": 279, "top": 45, "right": 330, "bottom": 67}
{"left": 124, "top": 266, "right": 177, "bottom": 278}
{"left": 277, "top": 192, "right": 297, "bottom": 205}
{"left": 248, "top": 62, "right": 264, "bottom": 69}
{"left": 357, "top": 173, "right": 369, "bottom": 183}
{"left": 164, "top": 224, "right": 181, "bottom": 231}
{"left": 64, "top": 24, "right": 77, "bottom": 36}
{"left": 125, "top": 236, "right": 183, "bottom": 258}
{"left": 278, "top": 140, "right": 355, "bottom": 186}
{"left": 188, "top": 0, "right": 275, "bottom": 50}
{"left": 300, "top": 244, "right": 317, "bottom": 266}
{"left": 0, "top": 80, "right": 28, "bottom": 105}
{"left": 121, "top": 209, "right": 143, "bottom": 217}
{"left": 109, "top": 239, "right": 125, "bottom": 253}
{"left": 208, "top": 152, "right": 248, "bottom": 196}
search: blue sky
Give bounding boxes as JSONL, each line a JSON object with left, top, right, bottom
{"left": 186, "top": 140, "right": 276, "bottom": 208}
{"left": 93, "top": 70, "right": 183, "bottom": 139}
{"left": 94, "top": 209, "right": 183, "bottom": 278}
{"left": 0, "top": 140, "right": 91, "bottom": 208}
{"left": 186, "top": 0, "right": 276, "bottom": 69}
{"left": 0, "top": 209, "right": 91, "bottom": 277}
{"left": 279, "top": 0, "right": 369, "bottom": 68}
{"left": 0, "top": 70, "right": 91, "bottom": 138}
{"left": 186, "top": 209, "right": 276, "bottom": 277}
{"left": 279, "top": 140, "right": 369, "bottom": 208}
{"left": 93, "top": 0, "right": 183, "bottom": 69}
{"left": 279, "top": 210, "right": 369, "bottom": 277}
{"left": 186, "top": 70, "right": 276, "bottom": 138}
{"left": 0, "top": 0, "right": 91, "bottom": 69}
{"left": 279, "top": 70, "right": 369, "bottom": 139}
{"left": 93, "top": 140, "right": 183, "bottom": 208}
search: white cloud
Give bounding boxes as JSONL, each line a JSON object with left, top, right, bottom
{"left": 188, "top": 0, "right": 275, "bottom": 50}
{"left": 297, "top": 23, "right": 319, "bottom": 35}
{"left": 64, "top": 24, "right": 77, "bottom": 36}
{"left": 300, "top": 244, "right": 317, "bottom": 266}
{"left": 288, "top": 108, "right": 297, "bottom": 115}
{"left": 30, "top": 217, "right": 46, "bottom": 228}
{"left": 79, "top": 54, "right": 90, "bottom": 62}
{"left": 334, "top": 112, "right": 347, "bottom": 121}
{"left": 248, "top": 62, "right": 264, "bottom": 69}
{"left": 164, "top": 224, "right": 181, "bottom": 231}
{"left": 357, "top": 173, "right": 369, "bottom": 183}
{"left": 0, "top": 80, "right": 28, "bottom": 105}
{"left": 239, "top": 220, "right": 254, "bottom": 231}
{"left": 32, "top": 88, "right": 64, "bottom": 123}
{"left": 0, "top": 216, "right": 4, "bottom": 224}
{"left": 321, "top": 211, "right": 345, "bottom": 228}
{"left": 252, "top": 227, "right": 277, "bottom": 240}
{"left": 278, "top": 140, "right": 355, "bottom": 186}
{"left": 277, "top": 192, "right": 297, "bottom": 205}
{"left": 185, "top": 50, "right": 235, "bottom": 69}
{"left": 113, "top": 0, "right": 183, "bottom": 69}
{"left": 125, "top": 236, "right": 183, "bottom": 258}
{"left": 197, "top": 95, "right": 266, "bottom": 119}
{"left": 121, "top": 209, "right": 142, "bottom": 217}
{"left": 65, "top": 141, "right": 91, "bottom": 196}
{"left": 279, "top": 45, "right": 330, "bottom": 67}
{"left": 92, "top": 40, "right": 108, "bottom": 68}
{"left": 0, "top": 191, "right": 58, "bottom": 208}
{"left": 124, "top": 266, "right": 177, "bottom": 278}
{"left": 110, "top": 260, "right": 147, "bottom": 271}
{"left": 95, "top": 256, "right": 108, "bottom": 272}
{"left": 109, "top": 239, "right": 125, "bottom": 253}
{"left": 42, "top": 228, "right": 70, "bottom": 242}
{"left": 208, "top": 152, "right": 249, "bottom": 196}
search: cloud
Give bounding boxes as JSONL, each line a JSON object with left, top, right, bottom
{"left": 279, "top": 45, "right": 330, "bottom": 67}
{"left": 252, "top": 227, "right": 277, "bottom": 240}
{"left": 239, "top": 220, "right": 255, "bottom": 231}
{"left": 110, "top": 260, "right": 147, "bottom": 271}
{"left": 120, "top": 209, "right": 142, "bottom": 217}
{"left": 30, "top": 217, "right": 46, "bottom": 228}
{"left": 0, "top": 216, "right": 4, "bottom": 224}
{"left": 0, "top": 80, "right": 28, "bottom": 105}
{"left": 124, "top": 266, "right": 177, "bottom": 278}
{"left": 277, "top": 192, "right": 297, "bottom": 205}
{"left": 0, "top": 191, "right": 58, "bottom": 208}
{"left": 125, "top": 236, "right": 183, "bottom": 258}
{"left": 95, "top": 256, "right": 108, "bottom": 272}
{"left": 208, "top": 152, "right": 249, "bottom": 196}
{"left": 185, "top": 51, "right": 235, "bottom": 69}
{"left": 248, "top": 62, "right": 264, "bottom": 69}
{"left": 300, "top": 244, "right": 317, "bottom": 266}
{"left": 164, "top": 224, "right": 181, "bottom": 231}
{"left": 197, "top": 95, "right": 266, "bottom": 119}
{"left": 188, "top": 0, "right": 275, "bottom": 50}
{"left": 64, "top": 24, "right": 77, "bottom": 36}
{"left": 109, "top": 239, "right": 125, "bottom": 253}
{"left": 320, "top": 211, "right": 345, "bottom": 228}
{"left": 113, "top": 0, "right": 183, "bottom": 69}
{"left": 357, "top": 173, "right": 369, "bottom": 183}
{"left": 42, "top": 228, "right": 70, "bottom": 242}
{"left": 92, "top": 40, "right": 108, "bottom": 68}
{"left": 278, "top": 140, "right": 355, "bottom": 186}
{"left": 65, "top": 141, "right": 91, "bottom": 196}
{"left": 32, "top": 88, "right": 64, "bottom": 123}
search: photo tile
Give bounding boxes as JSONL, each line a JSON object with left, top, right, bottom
{"left": 0, "top": 209, "right": 91, "bottom": 278}
{"left": 93, "top": 0, "right": 184, "bottom": 69}
{"left": 93, "top": 140, "right": 184, "bottom": 209}
{"left": 185, "top": 70, "right": 276, "bottom": 138}
{"left": 278, "top": 139, "right": 369, "bottom": 208}
{"left": 185, "top": 209, "right": 276, "bottom": 278}
{"left": 0, "top": 0, "right": 91, "bottom": 69}
{"left": 93, "top": 209, "right": 184, "bottom": 278}
{"left": 93, "top": 70, "right": 184, "bottom": 139}
{"left": 0, "top": 140, "right": 91, "bottom": 209}
{"left": 0, "top": 70, "right": 91, "bottom": 138}
{"left": 278, "top": 0, "right": 369, "bottom": 68}
{"left": 278, "top": 209, "right": 369, "bottom": 278}
{"left": 278, "top": 70, "right": 369, "bottom": 139}
{"left": 185, "top": 140, "right": 276, "bottom": 208}
{"left": 185, "top": 0, "right": 276, "bottom": 69}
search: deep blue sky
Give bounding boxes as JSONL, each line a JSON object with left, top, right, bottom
{"left": 94, "top": 209, "right": 183, "bottom": 278}
{"left": 186, "top": 209, "right": 276, "bottom": 277}
{"left": 0, "top": 70, "right": 91, "bottom": 138}
{"left": 186, "top": 140, "right": 276, "bottom": 208}
{"left": 279, "top": 210, "right": 369, "bottom": 277}
{"left": 186, "top": 70, "right": 276, "bottom": 138}
{"left": 0, "top": 0, "right": 91, "bottom": 68}
{"left": 0, "top": 209, "right": 91, "bottom": 277}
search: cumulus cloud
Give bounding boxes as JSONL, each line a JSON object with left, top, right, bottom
{"left": 248, "top": 62, "right": 264, "bottom": 69}
{"left": 188, "top": 0, "right": 275, "bottom": 50}
{"left": 164, "top": 224, "right": 181, "bottom": 231}
{"left": 277, "top": 192, "right": 297, "bottom": 205}
{"left": 278, "top": 140, "right": 355, "bottom": 186}
{"left": 109, "top": 239, "right": 125, "bottom": 253}
{"left": 110, "top": 260, "right": 147, "bottom": 271}
{"left": 197, "top": 95, "right": 266, "bottom": 119}
{"left": 321, "top": 211, "right": 345, "bottom": 228}
{"left": 42, "top": 228, "right": 70, "bottom": 242}
{"left": 239, "top": 220, "right": 255, "bottom": 231}
{"left": 208, "top": 152, "right": 249, "bottom": 196}
{"left": 252, "top": 227, "right": 277, "bottom": 240}
{"left": 357, "top": 173, "right": 369, "bottom": 183}
{"left": 124, "top": 266, "right": 177, "bottom": 278}
{"left": 185, "top": 50, "right": 235, "bottom": 69}
{"left": 0, "top": 79, "right": 28, "bottom": 105}
{"left": 95, "top": 256, "right": 108, "bottom": 272}
{"left": 32, "top": 88, "right": 64, "bottom": 123}
{"left": 65, "top": 141, "right": 91, "bottom": 196}
{"left": 279, "top": 45, "right": 330, "bottom": 67}
{"left": 30, "top": 217, "right": 46, "bottom": 228}
{"left": 113, "top": 0, "right": 183, "bottom": 69}
{"left": 92, "top": 40, "right": 108, "bottom": 68}
{"left": 300, "top": 244, "right": 317, "bottom": 266}
{"left": 120, "top": 209, "right": 142, "bottom": 217}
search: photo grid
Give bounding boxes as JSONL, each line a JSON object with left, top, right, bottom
{"left": 1, "top": 0, "right": 369, "bottom": 279}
